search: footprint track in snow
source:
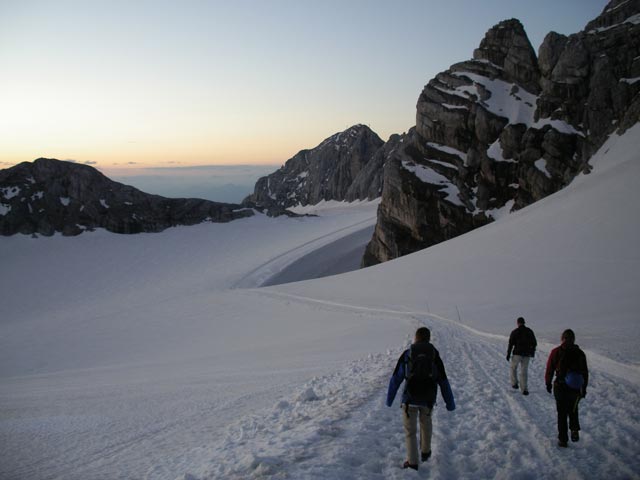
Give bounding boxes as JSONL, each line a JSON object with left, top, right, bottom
{"left": 180, "top": 294, "right": 640, "bottom": 480}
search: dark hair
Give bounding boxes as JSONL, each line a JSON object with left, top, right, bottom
{"left": 415, "top": 327, "right": 431, "bottom": 342}
{"left": 517, "top": 317, "right": 525, "bottom": 325}
{"left": 561, "top": 329, "right": 575, "bottom": 344}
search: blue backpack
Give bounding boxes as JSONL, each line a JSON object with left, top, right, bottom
{"left": 558, "top": 345, "right": 585, "bottom": 391}
{"left": 565, "top": 371, "right": 585, "bottom": 390}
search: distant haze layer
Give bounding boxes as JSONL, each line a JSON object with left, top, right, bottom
{"left": 109, "top": 164, "right": 277, "bottom": 203}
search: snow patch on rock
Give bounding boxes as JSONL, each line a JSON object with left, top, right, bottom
{"left": 401, "top": 161, "right": 464, "bottom": 207}
{"left": 0, "top": 203, "right": 11, "bottom": 216}
{"left": 1, "top": 186, "right": 21, "bottom": 200}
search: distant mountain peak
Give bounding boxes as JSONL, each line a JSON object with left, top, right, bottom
{"left": 473, "top": 18, "right": 540, "bottom": 94}
{"left": 316, "top": 124, "right": 376, "bottom": 149}
{"left": 244, "top": 125, "right": 385, "bottom": 214}
{"left": 0, "top": 158, "right": 252, "bottom": 236}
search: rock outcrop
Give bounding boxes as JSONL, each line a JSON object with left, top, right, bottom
{"left": 0, "top": 158, "right": 252, "bottom": 236}
{"left": 538, "top": 0, "right": 640, "bottom": 155}
{"left": 345, "top": 133, "right": 404, "bottom": 202}
{"left": 244, "top": 125, "right": 384, "bottom": 214}
{"left": 363, "top": 1, "right": 640, "bottom": 266}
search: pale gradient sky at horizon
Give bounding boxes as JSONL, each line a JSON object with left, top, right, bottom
{"left": 1, "top": 0, "right": 605, "bottom": 172}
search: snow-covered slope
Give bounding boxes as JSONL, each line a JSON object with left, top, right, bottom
{"left": 1, "top": 128, "right": 639, "bottom": 479}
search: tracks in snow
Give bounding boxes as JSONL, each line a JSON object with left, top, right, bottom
{"left": 182, "top": 290, "right": 640, "bottom": 479}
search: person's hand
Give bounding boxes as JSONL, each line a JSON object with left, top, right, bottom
{"left": 446, "top": 403, "right": 456, "bottom": 411}
{"left": 546, "top": 383, "right": 552, "bottom": 394}
{"left": 506, "top": 354, "right": 511, "bottom": 362}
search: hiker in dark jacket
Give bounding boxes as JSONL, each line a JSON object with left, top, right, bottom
{"left": 386, "top": 327, "right": 455, "bottom": 471}
{"left": 506, "top": 316, "right": 537, "bottom": 395}
{"left": 545, "top": 328, "right": 589, "bottom": 447}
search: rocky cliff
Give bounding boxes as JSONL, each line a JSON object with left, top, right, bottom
{"left": 244, "top": 124, "right": 384, "bottom": 214}
{"left": 0, "top": 158, "right": 252, "bottom": 236}
{"left": 363, "top": 0, "right": 640, "bottom": 266}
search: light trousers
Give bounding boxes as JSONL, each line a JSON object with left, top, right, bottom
{"left": 510, "top": 355, "right": 531, "bottom": 392}
{"left": 402, "top": 404, "right": 432, "bottom": 465}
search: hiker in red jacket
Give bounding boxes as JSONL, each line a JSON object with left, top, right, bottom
{"left": 545, "top": 329, "right": 589, "bottom": 447}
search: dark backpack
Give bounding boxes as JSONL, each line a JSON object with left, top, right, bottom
{"left": 557, "top": 346, "right": 584, "bottom": 391}
{"left": 406, "top": 343, "right": 438, "bottom": 402}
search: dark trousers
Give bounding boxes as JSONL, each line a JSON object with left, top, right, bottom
{"left": 554, "top": 384, "right": 581, "bottom": 442}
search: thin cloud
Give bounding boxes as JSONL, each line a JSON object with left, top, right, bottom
{"left": 84, "top": 161, "right": 98, "bottom": 165}
{"left": 143, "top": 164, "right": 278, "bottom": 172}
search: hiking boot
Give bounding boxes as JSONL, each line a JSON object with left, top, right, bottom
{"left": 512, "top": 384, "right": 519, "bottom": 389}
{"left": 421, "top": 451, "right": 432, "bottom": 462}
{"left": 523, "top": 390, "right": 529, "bottom": 396}
{"left": 403, "top": 461, "right": 418, "bottom": 470}
{"left": 558, "top": 440, "right": 568, "bottom": 448}
{"left": 571, "top": 430, "right": 579, "bottom": 442}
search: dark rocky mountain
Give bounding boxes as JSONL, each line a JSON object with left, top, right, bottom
{"left": 243, "top": 124, "right": 384, "bottom": 214}
{"left": 0, "top": 158, "right": 252, "bottom": 236}
{"left": 345, "top": 133, "right": 404, "bottom": 202}
{"left": 362, "top": 0, "right": 640, "bottom": 266}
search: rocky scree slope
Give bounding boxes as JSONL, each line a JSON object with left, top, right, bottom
{"left": 243, "top": 124, "right": 386, "bottom": 215}
{"left": 362, "top": 0, "right": 640, "bottom": 266}
{"left": 0, "top": 158, "right": 252, "bottom": 236}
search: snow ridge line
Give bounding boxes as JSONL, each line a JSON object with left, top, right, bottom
{"left": 232, "top": 216, "right": 376, "bottom": 289}
{"left": 246, "top": 289, "right": 640, "bottom": 385}
{"left": 254, "top": 289, "right": 506, "bottom": 339}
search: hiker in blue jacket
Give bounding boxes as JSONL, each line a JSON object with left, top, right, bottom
{"left": 386, "top": 327, "right": 455, "bottom": 471}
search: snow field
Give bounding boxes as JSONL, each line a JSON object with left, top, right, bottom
{"left": 0, "top": 284, "right": 409, "bottom": 480}
{"left": 1, "top": 202, "right": 387, "bottom": 480}
{"left": 0, "top": 202, "right": 380, "bottom": 377}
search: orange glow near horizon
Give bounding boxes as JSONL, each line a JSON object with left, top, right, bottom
{"left": 0, "top": 148, "right": 285, "bottom": 171}
{"left": 0, "top": 126, "right": 334, "bottom": 171}
{"left": 0, "top": 72, "right": 373, "bottom": 171}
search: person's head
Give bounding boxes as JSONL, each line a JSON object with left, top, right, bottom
{"left": 561, "top": 329, "right": 575, "bottom": 345}
{"left": 517, "top": 317, "right": 525, "bottom": 326}
{"left": 414, "top": 327, "right": 431, "bottom": 343}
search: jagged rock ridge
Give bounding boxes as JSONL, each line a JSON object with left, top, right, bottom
{"left": 362, "top": 1, "right": 640, "bottom": 266}
{"left": 0, "top": 158, "right": 252, "bottom": 236}
{"left": 243, "top": 124, "right": 385, "bottom": 214}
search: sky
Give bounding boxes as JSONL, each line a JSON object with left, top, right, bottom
{"left": 0, "top": 0, "right": 606, "bottom": 173}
